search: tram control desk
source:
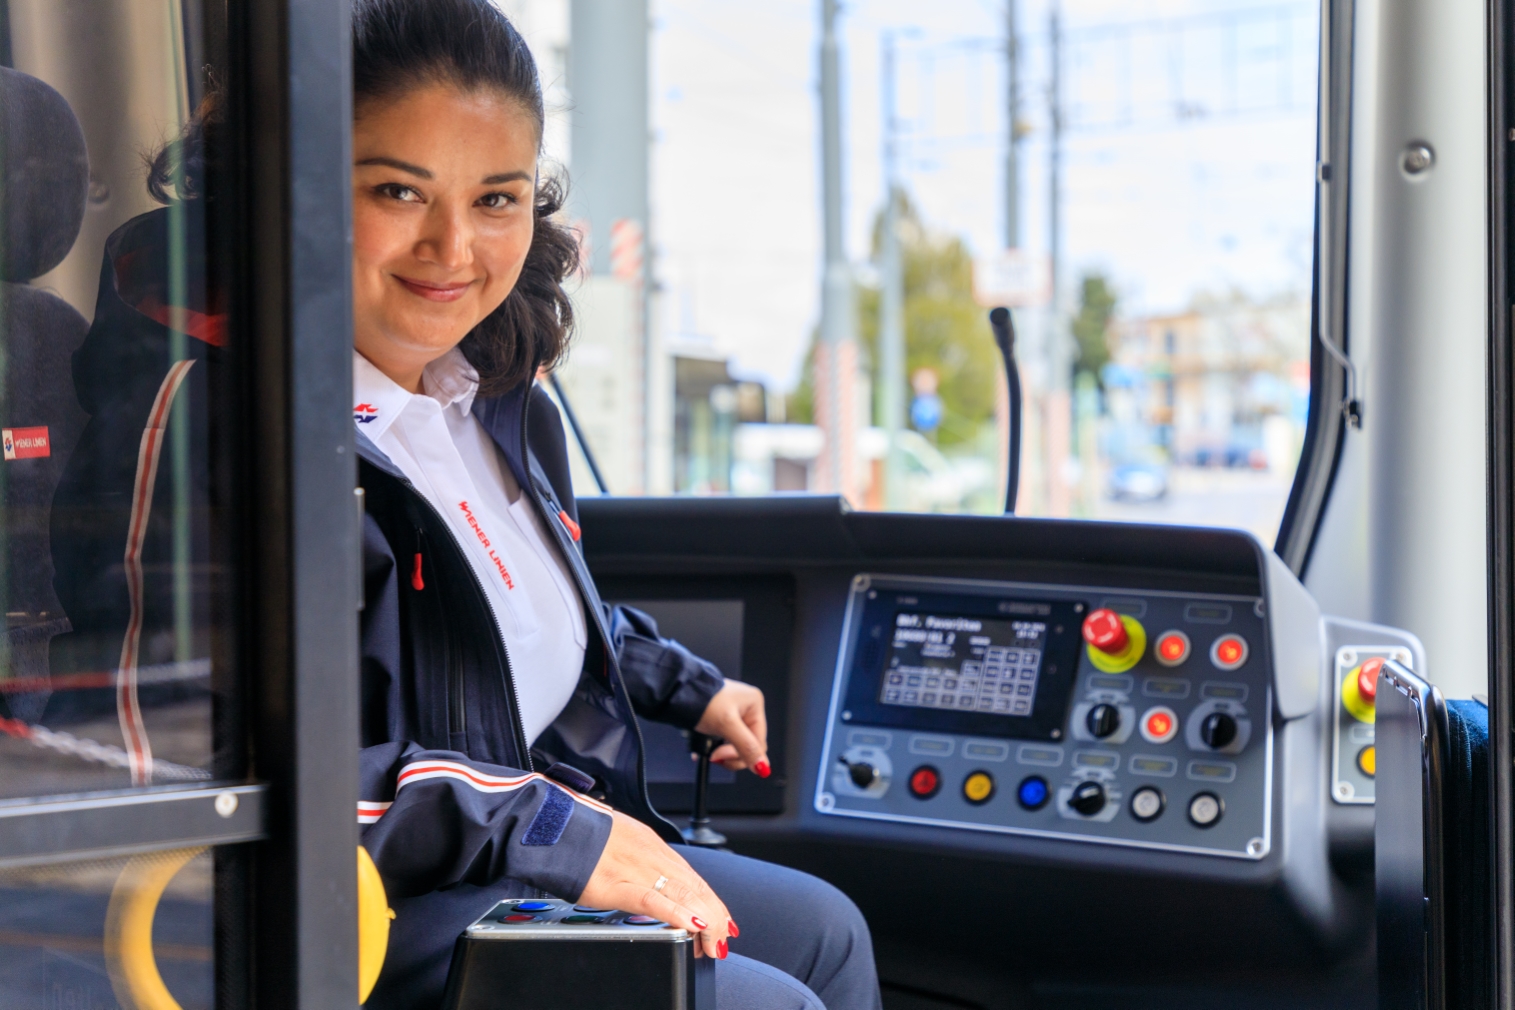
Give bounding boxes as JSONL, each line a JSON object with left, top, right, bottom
{"left": 581, "top": 495, "right": 1419, "bottom": 1008}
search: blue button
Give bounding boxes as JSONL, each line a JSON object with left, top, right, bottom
{"left": 515, "top": 901, "right": 554, "bottom": 912}
{"left": 1017, "top": 775, "right": 1050, "bottom": 811}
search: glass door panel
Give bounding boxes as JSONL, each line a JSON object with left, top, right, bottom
{"left": 0, "top": 0, "right": 237, "bottom": 798}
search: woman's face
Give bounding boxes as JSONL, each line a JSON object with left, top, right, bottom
{"left": 352, "top": 83, "right": 538, "bottom": 390}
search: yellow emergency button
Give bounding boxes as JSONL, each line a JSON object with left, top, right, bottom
{"left": 1357, "top": 745, "right": 1376, "bottom": 778}
{"left": 963, "top": 771, "right": 996, "bottom": 805}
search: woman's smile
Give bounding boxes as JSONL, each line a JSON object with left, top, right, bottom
{"left": 395, "top": 275, "right": 475, "bottom": 302}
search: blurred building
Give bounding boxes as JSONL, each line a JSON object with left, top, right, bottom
{"left": 1103, "top": 295, "right": 1310, "bottom": 473}
{"left": 672, "top": 354, "right": 767, "bottom": 494}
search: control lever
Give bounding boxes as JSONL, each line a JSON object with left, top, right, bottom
{"left": 988, "top": 307, "right": 1023, "bottom": 514}
{"left": 682, "top": 732, "right": 729, "bottom": 848}
{"left": 837, "top": 755, "right": 879, "bottom": 789}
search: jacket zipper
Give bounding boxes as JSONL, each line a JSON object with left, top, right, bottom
{"left": 416, "top": 526, "right": 467, "bottom": 739}
{"left": 397, "top": 478, "right": 532, "bottom": 769}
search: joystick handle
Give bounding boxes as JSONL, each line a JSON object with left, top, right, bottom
{"left": 682, "top": 732, "right": 729, "bottom": 849}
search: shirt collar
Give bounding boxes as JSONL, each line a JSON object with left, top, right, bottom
{"left": 421, "top": 347, "right": 480, "bottom": 416}
{"left": 352, "top": 348, "right": 481, "bottom": 441}
{"left": 352, "top": 351, "right": 410, "bottom": 441}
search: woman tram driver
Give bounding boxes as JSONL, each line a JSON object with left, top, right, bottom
{"left": 347, "top": 2, "right": 880, "bottom": 1007}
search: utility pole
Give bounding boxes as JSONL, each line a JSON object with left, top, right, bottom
{"left": 1045, "top": 0, "right": 1072, "bottom": 516}
{"left": 880, "top": 31, "right": 906, "bottom": 510}
{"left": 1004, "top": 0, "right": 1021, "bottom": 249}
{"left": 816, "top": 0, "right": 859, "bottom": 501}
{"left": 568, "top": 0, "right": 652, "bottom": 492}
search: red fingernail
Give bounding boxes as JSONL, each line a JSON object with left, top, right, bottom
{"left": 718, "top": 939, "right": 728, "bottom": 959}
{"left": 691, "top": 916, "right": 708, "bottom": 930}
{"left": 754, "top": 760, "right": 771, "bottom": 779}
{"left": 728, "top": 919, "right": 740, "bottom": 938}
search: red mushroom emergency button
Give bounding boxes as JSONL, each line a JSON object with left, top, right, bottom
{"left": 1082, "top": 608, "right": 1147, "bottom": 673}
{"left": 1083, "top": 609, "right": 1128, "bottom": 652}
{"left": 1357, "top": 657, "right": 1382, "bottom": 703}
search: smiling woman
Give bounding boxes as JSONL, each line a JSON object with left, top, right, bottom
{"left": 345, "top": 2, "right": 880, "bottom": 1009}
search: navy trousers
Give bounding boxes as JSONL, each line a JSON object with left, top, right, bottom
{"left": 369, "top": 845, "right": 882, "bottom": 1010}
{"left": 683, "top": 846, "right": 882, "bottom": 1010}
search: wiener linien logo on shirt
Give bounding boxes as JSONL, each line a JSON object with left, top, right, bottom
{"left": 458, "top": 500, "right": 515, "bottom": 589}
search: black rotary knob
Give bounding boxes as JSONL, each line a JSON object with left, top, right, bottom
{"left": 1068, "top": 780, "right": 1106, "bottom": 816}
{"left": 1086, "top": 703, "right": 1121, "bottom": 739}
{"left": 844, "top": 760, "right": 879, "bottom": 789}
{"left": 1200, "top": 712, "right": 1238, "bottom": 750}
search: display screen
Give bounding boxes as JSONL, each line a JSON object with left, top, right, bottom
{"left": 879, "top": 611, "right": 1048, "bottom": 717}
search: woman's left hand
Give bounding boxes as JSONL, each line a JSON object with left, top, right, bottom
{"left": 694, "top": 680, "right": 770, "bottom": 778}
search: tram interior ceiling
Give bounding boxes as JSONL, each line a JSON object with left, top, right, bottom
{"left": 0, "top": 0, "right": 1509, "bottom": 1007}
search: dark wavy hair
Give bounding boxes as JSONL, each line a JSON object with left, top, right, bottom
{"left": 145, "top": 87, "right": 224, "bottom": 204}
{"left": 353, "top": 0, "right": 576, "bottom": 395}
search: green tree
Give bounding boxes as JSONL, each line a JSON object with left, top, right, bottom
{"left": 1071, "top": 272, "right": 1117, "bottom": 383}
{"left": 789, "top": 197, "right": 997, "bottom": 448}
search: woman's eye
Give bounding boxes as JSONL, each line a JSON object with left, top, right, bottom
{"left": 377, "top": 183, "right": 422, "bottom": 203}
{"left": 478, "top": 192, "right": 519, "bottom": 210}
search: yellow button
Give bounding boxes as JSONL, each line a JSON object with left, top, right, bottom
{"left": 963, "top": 771, "right": 995, "bottom": 804}
{"left": 1357, "top": 745, "right": 1376, "bottom": 778}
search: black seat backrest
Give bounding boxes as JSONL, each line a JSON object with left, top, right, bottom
{"left": 0, "top": 66, "right": 91, "bottom": 709}
{"left": 1375, "top": 661, "right": 1492, "bottom": 1010}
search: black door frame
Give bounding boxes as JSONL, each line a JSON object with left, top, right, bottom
{"left": 234, "top": 0, "right": 359, "bottom": 1004}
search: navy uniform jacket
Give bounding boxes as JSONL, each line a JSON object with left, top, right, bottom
{"left": 356, "top": 380, "right": 726, "bottom": 901}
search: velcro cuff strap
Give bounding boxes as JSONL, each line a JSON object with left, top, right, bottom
{"left": 521, "top": 786, "right": 575, "bottom": 846}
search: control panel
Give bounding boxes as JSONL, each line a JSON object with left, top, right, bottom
{"left": 816, "top": 574, "right": 1274, "bottom": 860}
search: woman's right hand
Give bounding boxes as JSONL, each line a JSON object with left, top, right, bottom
{"left": 578, "top": 811, "right": 734, "bottom": 959}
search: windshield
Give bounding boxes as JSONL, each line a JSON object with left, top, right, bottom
{"left": 523, "top": 0, "right": 1318, "bottom": 546}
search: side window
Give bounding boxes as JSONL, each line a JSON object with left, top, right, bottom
{"left": 0, "top": 3, "right": 250, "bottom": 1005}
{"left": 542, "top": 1, "right": 1318, "bottom": 544}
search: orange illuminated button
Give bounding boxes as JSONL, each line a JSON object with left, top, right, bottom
{"left": 1357, "top": 658, "right": 1383, "bottom": 702}
{"left": 1210, "top": 634, "right": 1249, "bottom": 671}
{"left": 1155, "top": 630, "right": 1191, "bottom": 667}
{"left": 1083, "top": 609, "right": 1129, "bottom": 653}
{"left": 1139, "top": 706, "right": 1179, "bottom": 744}
{"left": 1357, "top": 745, "right": 1376, "bottom": 777}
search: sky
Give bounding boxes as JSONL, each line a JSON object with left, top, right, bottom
{"left": 648, "top": 0, "right": 1319, "bottom": 392}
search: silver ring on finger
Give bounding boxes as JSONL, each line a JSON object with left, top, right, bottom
{"left": 653, "top": 875, "right": 669, "bottom": 894}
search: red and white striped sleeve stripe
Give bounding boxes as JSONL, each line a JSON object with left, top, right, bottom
{"left": 356, "top": 759, "right": 613, "bottom": 824}
{"left": 357, "top": 801, "right": 392, "bottom": 825}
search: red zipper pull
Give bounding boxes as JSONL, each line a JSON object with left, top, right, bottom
{"left": 411, "top": 552, "right": 425, "bottom": 591}
{"left": 558, "top": 510, "right": 581, "bottom": 542}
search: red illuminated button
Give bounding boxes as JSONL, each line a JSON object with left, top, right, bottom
{"left": 1210, "top": 634, "right": 1249, "bottom": 671}
{"left": 1139, "top": 706, "right": 1179, "bottom": 744}
{"left": 908, "top": 765, "right": 941, "bottom": 799}
{"left": 1083, "top": 609, "right": 1129, "bottom": 653}
{"left": 503, "top": 914, "right": 539, "bottom": 923}
{"left": 1155, "top": 630, "right": 1191, "bottom": 667}
{"left": 1358, "top": 658, "right": 1383, "bottom": 702}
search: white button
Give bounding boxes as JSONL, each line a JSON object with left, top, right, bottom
{"left": 1188, "top": 792, "right": 1223, "bottom": 827}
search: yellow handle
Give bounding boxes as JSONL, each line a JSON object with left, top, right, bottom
{"left": 105, "top": 845, "right": 394, "bottom": 1008}
{"left": 358, "top": 845, "right": 396, "bottom": 1003}
{"left": 105, "top": 846, "right": 206, "bottom": 1010}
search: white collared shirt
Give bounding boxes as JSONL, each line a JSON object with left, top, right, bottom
{"left": 353, "top": 348, "right": 587, "bottom": 746}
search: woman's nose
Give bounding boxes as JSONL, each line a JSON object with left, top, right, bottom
{"left": 416, "top": 202, "right": 473, "bottom": 270}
